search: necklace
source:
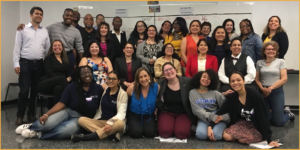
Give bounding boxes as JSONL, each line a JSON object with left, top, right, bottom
{"left": 199, "top": 86, "right": 208, "bottom": 91}
{"left": 173, "top": 32, "right": 182, "bottom": 40}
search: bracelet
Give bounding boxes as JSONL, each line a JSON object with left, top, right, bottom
{"left": 43, "top": 114, "right": 49, "bottom": 117}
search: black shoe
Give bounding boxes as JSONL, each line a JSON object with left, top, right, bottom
{"left": 71, "top": 134, "right": 84, "bottom": 143}
{"left": 15, "top": 117, "right": 23, "bottom": 125}
{"left": 107, "top": 133, "right": 120, "bottom": 142}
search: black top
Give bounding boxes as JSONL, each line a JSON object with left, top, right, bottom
{"left": 164, "top": 86, "right": 185, "bottom": 114}
{"left": 100, "top": 87, "right": 119, "bottom": 120}
{"left": 110, "top": 31, "right": 127, "bottom": 59}
{"left": 262, "top": 32, "right": 289, "bottom": 59}
{"left": 41, "top": 55, "right": 72, "bottom": 81}
{"left": 209, "top": 44, "right": 231, "bottom": 67}
{"left": 79, "top": 28, "right": 97, "bottom": 52}
{"left": 114, "top": 57, "right": 142, "bottom": 84}
{"left": 224, "top": 53, "right": 247, "bottom": 77}
{"left": 209, "top": 87, "right": 272, "bottom": 143}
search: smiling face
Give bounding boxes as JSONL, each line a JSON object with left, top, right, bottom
{"left": 147, "top": 26, "right": 156, "bottom": 38}
{"left": 100, "top": 24, "right": 108, "bottom": 36}
{"left": 84, "top": 14, "right": 94, "bottom": 28}
{"left": 112, "top": 17, "right": 122, "bottom": 30}
{"left": 63, "top": 10, "right": 74, "bottom": 26}
{"left": 164, "top": 44, "right": 174, "bottom": 56}
{"left": 264, "top": 45, "right": 277, "bottom": 59}
{"left": 80, "top": 67, "right": 93, "bottom": 83}
{"left": 123, "top": 43, "right": 134, "bottom": 57}
{"left": 89, "top": 43, "right": 100, "bottom": 56}
{"left": 73, "top": 11, "right": 80, "bottom": 23}
{"left": 138, "top": 70, "right": 150, "bottom": 87}
{"left": 200, "top": 72, "right": 211, "bottom": 87}
{"left": 230, "top": 40, "right": 242, "bottom": 57}
{"left": 268, "top": 17, "right": 280, "bottom": 31}
{"left": 52, "top": 41, "right": 63, "bottom": 54}
{"left": 229, "top": 73, "right": 245, "bottom": 92}
{"left": 225, "top": 21, "right": 234, "bottom": 33}
{"left": 30, "top": 9, "right": 43, "bottom": 24}
{"left": 96, "top": 15, "right": 105, "bottom": 26}
{"left": 107, "top": 73, "right": 120, "bottom": 88}
{"left": 240, "top": 21, "right": 251, "bottom": 35}
{"left": 198, "top": 41, "right": 208, "bottom": 54}
{"left": 137, "top": 22, "right": 146, "bottom": 34}
{"left": 190, "top": 21, "right": 201, "bottom": 34}
{"left": 162, "top": 22, "right": 171, "bottom": 33}
{"left": 173, "top": 20, "right": 181, "bottom": 32}
{"left": 163, "top": 64, "right": 176, "bottom": 80}
{"left": 215, "top": 28, "right": 226, "bottom": 42}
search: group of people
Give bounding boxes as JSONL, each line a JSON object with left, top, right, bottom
{"left": 13, "top": 6, "right": 293, "bottom": 147}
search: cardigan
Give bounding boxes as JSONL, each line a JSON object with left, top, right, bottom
{"left": 185, "top": 54, "right": 218, "bottom": 77}
{"left": 157, "top": 77, "right": 197, "bottom": 125}
{"left": 154, "top": 56, "right": 182, "bottom": 79}
{"left": 136, "top": 40, "right": 164, "bottom": 65}
{"left": 114, "top": 57, "right": 142, "bottom": 84}
{"left": 94, "top": 86, "right": 128, "bottom": 129}
{"left": 209, "top": 87, "right": 272, "bottom": 143}
{"left": 262, "top": 32, "right": 289, "bottom": 59}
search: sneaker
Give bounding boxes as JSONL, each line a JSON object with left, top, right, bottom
{"left": 107, "top": 133, "right": 120, "bottom": 142}
{"left": 15, "top": 123, "right": 32, "bottom": 134}
{"left": 284, "top": 107, "right": 295, "bottom": 121}
{"left": 21, "top": 129, "right": 37, "bottom": 138}
{"left": 71, "top": 134, "right": 84, "bottom": 143}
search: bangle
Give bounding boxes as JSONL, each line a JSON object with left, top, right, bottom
{"left": 43, "top": 114, "right": 49, "bottom": 117}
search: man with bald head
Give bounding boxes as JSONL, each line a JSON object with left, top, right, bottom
{"left": 79, "top": 14, "right": 97, "bottom": 52}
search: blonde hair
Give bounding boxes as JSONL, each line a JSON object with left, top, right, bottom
{"left": 261, "top": 41, "right": 279, "bottom": 59}
{"left": 263, "top": 16, "right": 286, "bottom": 35}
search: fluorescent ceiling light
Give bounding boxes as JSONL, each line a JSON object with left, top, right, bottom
{"left": 78, "top": 6, "right": 93, "bottom": 9}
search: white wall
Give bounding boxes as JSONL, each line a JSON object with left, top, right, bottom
{"left": 1, "top": 2, "right": 20, "bottom": 101}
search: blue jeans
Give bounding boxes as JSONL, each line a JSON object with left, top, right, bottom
{"left": 264, "top": 86, "right": 289, "bottom": 127}
{"left": 29, "top": 108, "right": 82, "bottom": 139}
{"left": 196, "top": 120, "right": 226, "bottom": 140}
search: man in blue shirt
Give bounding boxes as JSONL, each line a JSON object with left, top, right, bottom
{"left": 13, "top": 6, "right": 50, "bottom": 125}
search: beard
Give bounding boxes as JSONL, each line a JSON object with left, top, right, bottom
{"left": 85, "top": 24, "right": 92, "bottom": 28}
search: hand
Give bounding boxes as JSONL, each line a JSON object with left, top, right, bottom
{"left": 17, "top": 24, "right": 25, "bottom": 31}
{"left": 124, "top": 81, "right": 130, "bottom": 87}
{"left": 14, "top": 67, "right": 20, "bottom": 75}
{"left": 222, "top": 90, "right": 234, "bottom": 96}
{"left": 149, "top": 59, "right": 155, "bottom": 64}
{"left": 39, "top": 114, "right": 48, "bottom": 125}
{"left": 137, "top": 40, "right": 143, "bottom": 44}
{"left": 154, "top": 108, "right": 158, "bottom": 116}
{"left": 269, "top": 141, "right": 280, "bottom": 147}
{"left": 103, "top": 124, "right": 112, "bottom": 133}
{"left": 214, "top": 116, "right": 223, "bottom": 124}
{"left": 207, "top": 127, "right": 216, "bottom": 141}
{"left": 66, "top": 77, "right": 72, "bottom": 82}
{"left": 261, "top": 87, "right": 271, "bottom": 97}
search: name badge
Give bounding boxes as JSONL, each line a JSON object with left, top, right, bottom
{"left": 86, "top": 97, "right": 92, "bottom": 101}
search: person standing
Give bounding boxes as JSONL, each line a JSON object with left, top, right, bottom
{"left": 111, "top": 16, "right": 127, "bottom": 60}
{"left": 13, "top": 6, "right": 50, "bottom": 125}
{"left": 72, "top": 11, "right": 83, "bottom": 30}
{"left": 93, "top": 14, "right": 105, "bottom": 30}
{"left": 79, "top": 14, "right": 97, "bottom": 51}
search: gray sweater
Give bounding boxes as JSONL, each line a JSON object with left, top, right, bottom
{"left": 46, "top": 22, "right": 83, "bottom": 53}
{"left": 189, "top": 89, "right": 230, "bottom": 123}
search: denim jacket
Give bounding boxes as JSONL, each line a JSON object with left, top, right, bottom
{"left": 240, "top": 32, "right": 263, "bottom": 64}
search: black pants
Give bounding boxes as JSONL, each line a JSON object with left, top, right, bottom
{"left": 37, "top": 76, "right": 69, "bottom": 104}
{"left": 127, "top": 110, "right": 156, "bottom": 138}
{"left": 17, "top": 58, "right": 43, "bottom": 118}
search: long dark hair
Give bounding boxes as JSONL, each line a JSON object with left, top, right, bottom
{"left": 75, "top": 66, "right": 96, "bottom": 118}
{"left": 133, "top": 67, "right": 154, "bottom": 100}
{"left": 83, "top": 39, "right": 105, "bottom": 58}
{"left": 130, "top": 21, "right": 147, "bottom": 39}
{"left": 159, "top": 20, "right": 172, "bottom": 35}
{"left": 96, "top": 22, "right": 111, "bottom": 42}
{"left": 222, "top": 19, "right": 236, "bottom": 33}
{"left": 46, "top": 40, "right": 69, "bottom": 64}
{"left": 167, "top": 17, "right": 188, "bottom": 37}
{"left": 144, "top": 25, "right": 160, "bottom": 43}
{"left": 210, "top": 26, "right": 230, "bottom": 53}
{"left": 191, "top": 69, "right": 219, "bottom": 90}
{"left": 161, "top": 43, "right": 176, "bottom": 58}
{"left": 240, "top": 19, "right": 255, "bottom": 34}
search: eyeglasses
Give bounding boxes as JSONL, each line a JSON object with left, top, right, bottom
{"left": 80, "top": 72, "right": 92, "bottom": 76}
{"left": 240, "top": 25, "right": 250, "bottom": 28}
{"left": 265, "top": 48, "right": 276, "bottom": 51}
{"left": 107, "top": 77, "right": 117, "bottom": 81}
{"left": 148, "top": 30, "right": 156, "bottom": 32}
{"left": 166, "top": 47, "right": 173, "bottom": 50}
{"left": 125, "top": 47, "right": 133, "bottom": 49}
{"left": 163, "top": 67, "right": 174, "bottom": 73}
{"left": 113, "top": 21, "right": 122, "bottom": 24}
{"left": 137, "top": 25, "right": 145, "bottom": 28}
{"left": 173, "top": 23, "right": 181, "bottom": 26}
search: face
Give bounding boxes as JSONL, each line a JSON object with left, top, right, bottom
{"left": 123, "top": 44, "right": 134, "bottom": 57}
{"left": 215, "top": 28, "right": 226, "bottom": 42}
{"left": 200, "top": 72, "right": 211, "bottom": 87}
{"left": 225, "top": 21, "right": 233, "bottom": 33}
{"left": 230, "top": 40, "right": 242, "bottom": 57}
{"left": 96, "top": 15, "right": 105, "bottom": 26}
{"left": 173, "top": 20, "right": 181, "bottom": 32}
{"left": 83, "top": 14, "right": 94, "bottom": 28}
{"left": 162, "top": 22, "right": 171, "bottom": 33}
{"left": 201, "top": 25, "right": 210, "bottom": 36}
{"left": 30, "top": 9, "right": 43, "bottom": 24}
{"left": 165, "top": 44, "right": 174, "bottom": 56}
{"left": 163, "top": 64, "right": 176, "bottom": 80}
{"left": 137, "top": 22, "right": 146, "bottom": 34}
{"left": 52, "top": 41, "right": 63, "bottom": 54}
{"left": 264, "top": 45, "right": 277, "bottom": 58}
{"left": 138, "top": 70, "right": 150, "bottom": 87}
{"left": 73, "top": 11, "right": 80, "bottom": 23}
{"left": 80, "top": 67, "right": 93, "bottom": 83}
{"left": 89, "top": 43, "right": 100, "bottom": 56}
{"left": 147, "top": 27, "right": 157, "bottom": 38}
{"left": 190, "top": 21, "right": 201, "bottom": 34}
{"left": 112, "top": 17, "right": 122, "bottom": 30}
{"left": 63, "top": 10, "right": 74, "bottom": 26}
{"left": 198, "top": 41, "right": 208, "bottom": 54}
{"left": 240, "top": 21, "right": 251, "bottom": 35}
{"left": 100, "top": 25, "right": 108, "bottom": 36}
{"left": 230, "top": 73, "right": 245, "bottom": 91}
{"left": 107, "top": 73, "right": 119, "bottom": 88}
{"left": 268, "top": 17, "right": 280, "bottom": 31}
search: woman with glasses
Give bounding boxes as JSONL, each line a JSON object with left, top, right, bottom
{"left": 255, "top": 41, "right": 294, "bottom": 127}
{"left": 222, "top": 19, "right": 239, "bottom": 41}
{"left": 115, "top": 43, "right": 142, "bottom": 91}
{"left": 239, "top": 19, "right": 263, "bottom": 64}
{"left": 157, "top": 62, "right": 197, "bottom": 139}
{"left": 79, "top": 40, "right": 113, "bottom": 89}
{"left": 136, "top": 25, "right": 163, "bottom": 76}
{"left": 164, "top": 17, "right": 189, "bottom": 58}
{"left": 128, "top": 21, "right": 147, "bottom": 51}
{"left": 17, "top": 66, "right": 104, "bottom": 139}
{"left": 200, "top": 22, "right": 212, "bottom": 40}
{"left": 261, "top": 16, "right": 289, "bottom": 59}
{"left": 71, "top": 71, "right": 128, "bottom": 142}
{"left": 154, "top": 43, "right": 182, "bottom": 80}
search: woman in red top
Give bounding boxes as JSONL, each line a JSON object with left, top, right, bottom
{"left": 185, "top": 39, "right": 218, "bottom": 77}
{"left": 180, "top": 20, "right": 204, "bottom": 67}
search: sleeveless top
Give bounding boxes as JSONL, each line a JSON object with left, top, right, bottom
{"left": 87, "top": 58, "right": 109, "bottom": 85}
